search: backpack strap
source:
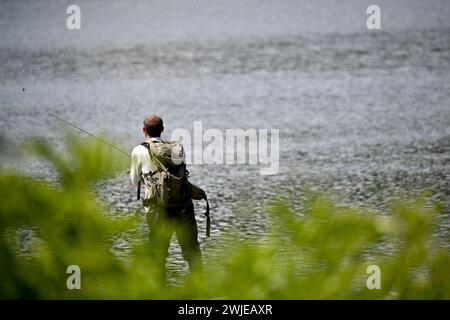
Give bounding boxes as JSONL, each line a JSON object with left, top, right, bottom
{"left": 145, "top": 141, "right": 170, "bottom": 172}
{"left": 137, "top": 179, "right": 141, "bottom": 201}
{"left": 204, "top": 195, "right": 211, "bottom": 237}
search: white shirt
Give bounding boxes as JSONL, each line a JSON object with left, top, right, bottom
{"left": 129, "top": 137, "right": 161, "bottom": 188}
{"left": 129, "top": 137, "right": 186, "bottom": 188}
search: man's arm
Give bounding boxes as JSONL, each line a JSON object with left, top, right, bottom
{"left": 130, "top": 147, "right": 142, "bottom": 188}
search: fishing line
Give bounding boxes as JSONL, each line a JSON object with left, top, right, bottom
{"left": 50, "top": 114, "right": 130, "bottom": 157}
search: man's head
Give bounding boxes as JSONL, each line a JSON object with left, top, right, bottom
{"left": 143, "top": 114, "right": 164, "bottom": 137}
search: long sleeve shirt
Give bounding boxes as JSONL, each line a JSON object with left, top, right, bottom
{"left": 129, "top": 137, "right": 186, "bottom": 188}
{"left": 129, "top": 137, "right": 161, "bottom": 188}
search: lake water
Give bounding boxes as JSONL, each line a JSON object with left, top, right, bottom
{"left": 1, "top": 0, "right": 450, "bottom": 278}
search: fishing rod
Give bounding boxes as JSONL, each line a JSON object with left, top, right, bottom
{"left": 51, "top": 114, "right": 141, "bottom": 200}
{"left": 50, "top": 114, "right": 130, "bottom": 157}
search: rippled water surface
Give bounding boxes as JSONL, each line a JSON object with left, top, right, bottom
{"left": 1, "top": 0, "right": 450, "bottom": 278}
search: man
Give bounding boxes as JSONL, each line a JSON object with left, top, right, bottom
{"left": 130, "top": 115, "right": 202, "bottom": 280}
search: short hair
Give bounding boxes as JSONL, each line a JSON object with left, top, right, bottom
{"left": 143, "top": 114, "right": 164, "bottom": 137}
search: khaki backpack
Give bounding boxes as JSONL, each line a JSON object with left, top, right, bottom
{"left": 139, "top": 140, "right": 210, "bottom": 237}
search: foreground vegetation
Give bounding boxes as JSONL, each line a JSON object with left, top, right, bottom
{"left": 0, "top": 137, "right": 449, "bottom": 299}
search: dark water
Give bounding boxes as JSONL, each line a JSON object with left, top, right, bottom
{"left": 1, "top": 0, "right": 450, "bottom": 277}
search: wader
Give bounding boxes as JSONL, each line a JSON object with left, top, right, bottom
{"left": 146, "top": 200, "right": 202, "bottom": 281}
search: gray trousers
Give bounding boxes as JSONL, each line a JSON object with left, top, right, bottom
{"left": 146, "top": 201, "right": 202, "bottom": 279}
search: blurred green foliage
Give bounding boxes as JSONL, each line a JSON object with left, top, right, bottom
{"left": 0, "top": 136, "right": 449, "bottom": 299}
